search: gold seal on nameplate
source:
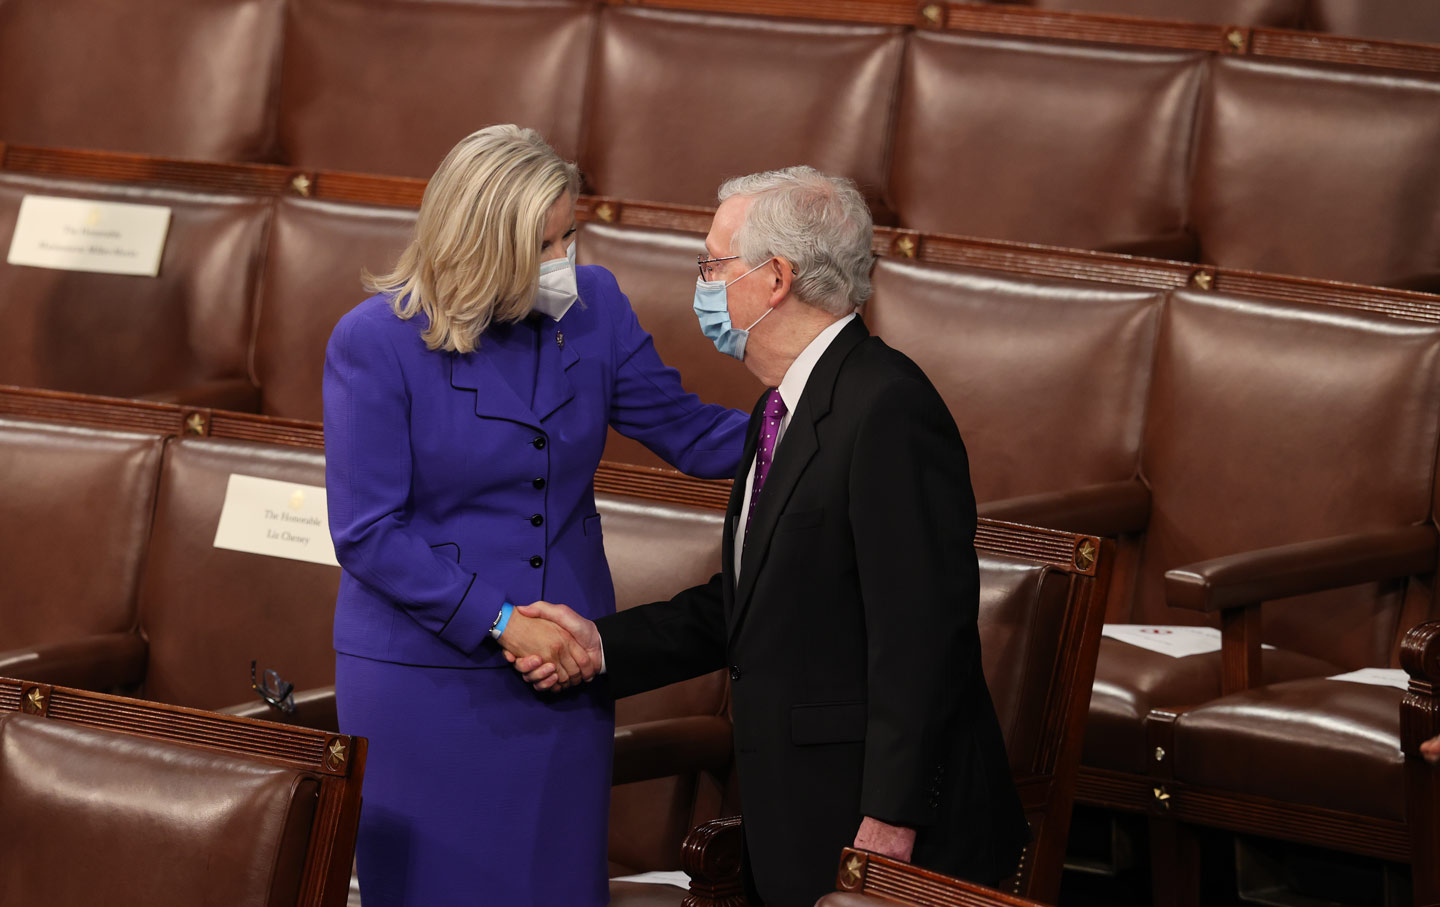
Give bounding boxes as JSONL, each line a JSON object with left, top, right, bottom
{"left": 841, "top": 854, "right": 865, "bottom": 889}
{"left": 289, "top": 489, "right": 306, "bottom": 511}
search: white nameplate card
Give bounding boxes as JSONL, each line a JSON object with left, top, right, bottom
{"left": 7, "top": 195, "right": 172, "bottom": 277}
{"left": 1326, "top": 668, "right": 1409, "bottom": 691}
{"left": 213, "top": 475, "right": 339, "bottom": 567}
{"left": 1101, "top": 624, "right": 1274, "bottom": 659}
{"left": 610, "top": 871, "right": 691, "bottom": 889}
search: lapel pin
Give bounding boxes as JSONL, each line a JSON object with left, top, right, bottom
{"left": 556, "top": 331, "right": 565, "bottom": 350}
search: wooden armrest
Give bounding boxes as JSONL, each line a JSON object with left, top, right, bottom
{"left": 820, "top": 847, "right": 1041, "bottom": 906}
{"left": 978, "top": 480, "right": 1150, "bottom": 538}
{"left": 0, "top": 632, "right": 147, "bottom": 690}
{"left": 1401, "top": 620, "right": 1440, "bottom": 758}
{"left": 138, "top": 377, "right": 260, "bottom": 411}
{"left": 1166, "top": 525, "right": 1437, "bottom": 614}
{"left": 217, "top": 685, "right": 338, "bottom": 732}
{"left": 681, "top": 815, "right": 745, "bottom": 904}
{"left": 612, "top": 715, "right": 731, "bottom": 786}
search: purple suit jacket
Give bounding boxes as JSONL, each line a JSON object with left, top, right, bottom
{"left": 323, "top": 265, "right": 747, "bottom": 669}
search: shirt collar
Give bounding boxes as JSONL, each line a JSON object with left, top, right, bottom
{"left": 775, "top": 312, "right": 858, "bottom": 415}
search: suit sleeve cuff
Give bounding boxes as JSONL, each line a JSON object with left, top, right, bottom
{"left": 436, "top": 574, "right": 507, "bottom": 655}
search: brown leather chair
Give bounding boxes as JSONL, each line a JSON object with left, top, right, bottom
{"left": 0, "top": 0, "right": 284, "bottom": 162}
{"left": 0, "top": 174, "right": 268, "bottom": 408}
{"left": 865, "top": 260, "right": 1160, "bottom": 537}
{"left": 0, "top": 418, "right": 164, "bottom": 679}
{"left": 1025, "top": 0, "right": 1305, "bottom": 27}
{"left": 577, "top": 221, "right": 763, "bottom": 469}
{"left": 580, "top": 6, "right": 904, "bottom": 212}
{"left": 1306, "top": 0, "right": 1440, "bottom": 44}
{"left": 252, "top": 197, "right": 417, "bottom": 420}
{"left": 277, "top": 0, "right": 593, "bottom": 178}
{"left": 1189, "top": 56, "right": 1440, "bottom": 290}
{"left": 657, "top": 520, "right": 1113, "bottom": 906}
{"left": 888, "top": 32, "right": 1204, "bottom": 258}
{"left": 0, "top": 677, "right": 363, "bottom": 907}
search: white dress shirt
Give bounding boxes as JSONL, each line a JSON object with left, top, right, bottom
{"left": 733, "top": 312, "right": 857, "bottom": 579}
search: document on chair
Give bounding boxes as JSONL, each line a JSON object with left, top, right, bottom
{"left": 213, "top": 474, "right": 339, "bottom": 567}
{"left": 1326, "top": 668, "right": 1409, "bottom": 690}
{"left": 610, "top": 871, "right": 691, "bottom": 888}
{"left": 1101, "top": 624, "right": 1274, "bottom": 658}
{"left": 7, "top": 195, "right": 171, "bottom": 277}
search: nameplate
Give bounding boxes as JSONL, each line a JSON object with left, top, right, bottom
{"left": 1327, "top": 667, "right": 1408, "bottom": 691}
{"left": 1102, "top": 624, "right": 1275, "bottom": 659}
{"left": 213, "top": 474, "right": 339, "bottom": 567}
{"left": 7, "top": 195, "right": 172, "bottom": 277}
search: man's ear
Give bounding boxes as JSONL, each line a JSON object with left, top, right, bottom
{"left": 767, "top": 256, "right": 795, "bottom": 309}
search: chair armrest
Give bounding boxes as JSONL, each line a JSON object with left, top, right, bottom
{"left": 681, "top": 815, "right": 745, "bottom": 904}
{"left": 138, "top": 377, "right": 261, "bottom": 412}
{"left": 612, "top": 715, "right": 732, "bottom": 786}
{"left": 978, "top": 480, "right": 1150, "bottom": 538}
{"left": 216, "top": 685, "right": 338, "bottom": 732}
{"left": 1165, "top": 525, "right": 1437, "bottom": 614}
{"left": 0, "top": 632, "right": 147, "bottom": 690}
{"left": 1401, "top": 620, "right": 1440, "bottom": 758}
{"left": 819, "top": 848, "right": 1039, "bottom": 906}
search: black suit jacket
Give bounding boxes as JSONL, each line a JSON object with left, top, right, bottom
{"left": 598, "top": 319, "right": 1028, "bottom": 906}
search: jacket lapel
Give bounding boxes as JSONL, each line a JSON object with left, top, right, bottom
{"left": 728, "top": 318, "right": 869, "bottom": 640}
{"left": 449, "top": 350, "right": 540, "bottom": 429}
{"left": 722, "top": 393, "right": 768, "bottom": 613}
{"left": 533, "top": 319, "right": 579, "bottom": 423}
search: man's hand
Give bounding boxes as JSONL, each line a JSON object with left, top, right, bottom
{"left": 854, "top": 817, "right": 916, "bottom": 863}
{"left": 497, "top": 604, "right": 595, "bottom": 690}
{"left": 503, "top": 601, "right": 603, "bottom": 692}
{"left": 1423, "top": 735, "right": 1440, "bottom": 764}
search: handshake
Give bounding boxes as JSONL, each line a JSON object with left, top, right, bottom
{"left": 499, "top": 602, "right": 603, "bottom": 691}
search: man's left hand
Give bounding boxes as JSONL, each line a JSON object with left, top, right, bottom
{"left": 854, "top": 816, "right": 916, "bottom": 862}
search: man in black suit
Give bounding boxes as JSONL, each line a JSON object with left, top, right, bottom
{"left": 513, "top": 166, "right": 1028, "bottom": 906}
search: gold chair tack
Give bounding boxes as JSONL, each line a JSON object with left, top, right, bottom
{"left": 291, "top": 173, "right": 313, "bottom": 197}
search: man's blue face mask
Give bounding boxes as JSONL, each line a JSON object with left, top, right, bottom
{"left": 692, "top": 258, "right": 775, "bottom": 361}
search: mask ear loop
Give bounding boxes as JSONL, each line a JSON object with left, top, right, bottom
{"left": 723, "top": 257, "right": 774, "bottom": 289}
{"left": 743, "top": 305, "right": 776, "bottom": 333}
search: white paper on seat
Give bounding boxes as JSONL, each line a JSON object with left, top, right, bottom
{"left": 1326, "top": 668, "right": 1409, "bottom": 690}
{"left": 610, "top": 871, "right": 690, "bottom": 888}
{"left": 7, "top": 195, "right": 171, "bottom": 277}
{"left": 213, "top": 474, "right": 339, "bottom": 566}
{"left": 1101, "top": 624, "right": 1275, "bottom": 658}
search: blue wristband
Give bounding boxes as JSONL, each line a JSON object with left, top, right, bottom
{"left": 491, "top": 602, "right": 515, "bottom": 640}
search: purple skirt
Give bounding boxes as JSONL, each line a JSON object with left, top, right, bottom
{"left": 336, "top": 653, "right": 615, "bottom": 906}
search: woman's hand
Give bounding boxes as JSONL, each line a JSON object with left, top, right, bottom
{"left": 503, "top": 602, "right": 605, "bottom": 691}
{"left": 497, "top": 607, "right": 594, "bottom": 689}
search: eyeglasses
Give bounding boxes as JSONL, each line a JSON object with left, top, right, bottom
{"left": 251, "top": 660, "right": 296, "bottom": 714}
{"left": 697, "top": 254, "right": 740, "bottom": 282}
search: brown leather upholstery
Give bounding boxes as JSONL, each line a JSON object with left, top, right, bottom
{"left": 1306, "top": 0, "right": 1440, "bottom": 44}
{"left": 889, "top": 33, "right": 1204, "bottom": 256}
{"left": 866, "top": 260, "right": 1161, "bottom": 507}
{"left": 1171, "top": 677, "right": 1406, "bottom": 821}
{"left": 278, "top": 0, "right": 593, "bottom": 177}
{"left": 0, "top": 419, "right": 163, "bottom": 649}
{"left": 581, "top": 7, "right": 904, "bottom": 209}
{"left": 1190, "top": 57, "right": 1440, "bottom": 290}
{"left": 0, "top": 175, "right": 268, "bottom": 400}
{"left": 0, "top": 0, "right": 283, "bottom": 161}
{"left": 0, "top": 710, "right": 320, "bottom": 905}
{"left": 253, "top": 197, "right": 416, "bottom": 419}
{"left": 600, "top": 491, "right": 729, "bottom": 874}
{"left": 1026, "top": 0, "right": 1305, "bottom": 26}
{"left": 136, "top": 437, "right": 338, "bottom": 711}
{"left": 577, "top": 222, "right": 764, "bottom": 468}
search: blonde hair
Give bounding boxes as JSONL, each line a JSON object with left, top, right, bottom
{"left": 364, "top": 125, "right": 580, "bottom": 353}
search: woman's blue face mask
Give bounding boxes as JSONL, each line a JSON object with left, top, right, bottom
{"left": 692, "top": 258, "right": 775, "bottom": 361}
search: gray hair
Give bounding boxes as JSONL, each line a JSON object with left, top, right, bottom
{"left": 717, "top": 166, "right": 873, "bottom": 316}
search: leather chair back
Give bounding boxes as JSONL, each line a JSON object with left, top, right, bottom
{"left": 1306, "top": 0, "right": 1440, "bottom": 43}
{"left": 581, "top": 7, "right": 904, "bottom": 210}
{"left": 889, "top": 32, "right": 1204, "bottom": 257}
{"left": 253, "top": 197, "right": 416, "bottom": 420}
{"left": 577, "top": 221, "right": 764, "bottom": 468}
{"left": 0, "top": 174, "right": 268, "bottom": 398}
{"left": 600, "top": 491, "right": 728, "bottom": 873}
{"left": 866, "top": 260, "right": 1162, "bottom": 505}
{"left": 1027, "top": 0, "right": 1304, "bottom": 26}
{"left": 1190, "top": 57, "right": 1440, "bottom": 290}
{"left": 0, "top": 419, "right": 164, "bottom": 649}
{"left": 278, "top": 0, "right": 593, "bottom": 177}
{"left": 1134, "top": 291, "right": 1440, "bottom": 668}
{"left": 136, "top": 437, "right": 338, "bottom": 710}
{"left": 0, "top": 0, "right": 284, "bottom": 161}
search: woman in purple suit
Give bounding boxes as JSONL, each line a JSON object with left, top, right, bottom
{"left": 323, "top": 125, "right": 748, "bottom": 905}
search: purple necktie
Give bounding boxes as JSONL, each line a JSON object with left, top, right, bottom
{"left": 745, "top": 388, "right": 788, "bottom": 539}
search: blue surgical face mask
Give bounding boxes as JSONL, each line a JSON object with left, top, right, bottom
{"left": 693, "top": 259, "right": 775, "bottom": 361}
{"left": 533, "top": 241, "right": 578, "bottom": 321}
